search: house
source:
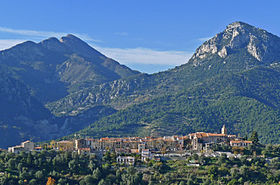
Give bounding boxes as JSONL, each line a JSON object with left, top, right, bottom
{"left": 189, "top": 125, "right": 237, "bottom": 151}
{"left": 75, "top": 139, "right": 88, "bottom": 150}
{"left": 77, "top": 148, "right": 91, "bottom": 155}
{"left": 21, "top": 140, "right": 35, "bottom": 151}
{"left": 138, "top": 144, "right": 145, "bottom": 153}
{"left": 117, "top": 156, "right": 135, "bottom": 165}
{"left": 8, "top": 140, "right": 35, "bottom": 153}
{"left": 230, "top": 140, "right": 252, "bottom": 147}
{"left": 8, "top": 146, "right": 25, "bottom": 154}
{"left": 141, "top": 149, "right": 152, "bottom": 162}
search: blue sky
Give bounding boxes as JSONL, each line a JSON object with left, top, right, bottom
{"left": 0, "top": 0, "right": 279, "bottom": 73}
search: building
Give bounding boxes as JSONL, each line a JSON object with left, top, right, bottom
{"left": 189, "top": 125, "right": 236, "bottom": 151}
{"left": 8, "top": 146, "right": 25, "bottom": 154}
{"left": 75, "top": 139, "right": 88, "bottom": 150}
{"left": 117, "top": 156, "right": 135, "bottom": 165}
{"left": 221, "top": 125, "right": 227, "bottom": 135}
{"left": 77, "top": 148, "right": 91, "bottom": 155}
{"left": 21, "top": 140, "right": 35, "bottom": 151}
{"left": 138, "top": 144, "right": 145, "bottom": 153}
{"left": 141, "top": 149, "right": 152, "bottom": 162}
{"left": 230, "top": 140, "right": 252, "bottom": 147}
{"left": 8, "top": 140, "right": 35, "bottom": 153}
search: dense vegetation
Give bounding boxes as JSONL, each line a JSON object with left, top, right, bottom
{"left": 2, "top": 21, "right": 280, "bottom": 148}
{"left": 75, "top": 66, "right": 280, "bottom": 143}
{"left": 0, "top": 150, "right": 145, "bottom": 185}
{"left": 58, "top": 23, "right": 280, "bottom": 144}
{"left": 0, "top": 34, "right": 138, "bottom": 148}
{"left": 1, "top": 143, "right": 280, "bottom": 184}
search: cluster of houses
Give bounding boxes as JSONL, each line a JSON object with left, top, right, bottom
{"left": 7, "top": 125, "right": 252, "bottom": 165}
{"left": 189, "top": 125, "right": 252, "bottom": 151}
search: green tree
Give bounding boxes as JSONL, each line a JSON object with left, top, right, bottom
{"left": 7, "top": 158, "right": 16, "bottom": 170}
{"left": 88, "top": 160, "right": 95, "bottom": 172}
{"left": 249, "top": 131, "right": 259, "bottom": 144}
{"left": 35, "top": 170, "right": 43, "bottom": 179}
{"left": 98, "top": 179, "right": 107, "bottom": 185}
{"left": 84, "top": 175, "right": 95, "bottom": 185}
{"left": 29, "top": 179, "right": 37, "bottom": 185}
{"left": 92, "top": 168, "right": 102, "bottom": 181}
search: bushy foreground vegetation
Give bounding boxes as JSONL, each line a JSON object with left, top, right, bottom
{"left": 1, "top": 144, "right": 280, "bottom": 185}
{"left": 0, "top": 150, "right": 144, "bottom": 185}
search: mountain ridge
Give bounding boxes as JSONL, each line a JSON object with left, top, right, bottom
{"left": 57, "top": 22, "right": 280, "bottom": 144}
{"left": 49, "top": 22, "right": 280, "bottom": 116}
{"left": 1, "top": 22, "right": 280, "bottom": 148}
{"left": 0, "top": 34, "right": 139, "bottom": 148}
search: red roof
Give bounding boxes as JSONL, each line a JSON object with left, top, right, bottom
{"left": 230, "top": 140, "right": 252, "bottom": 144}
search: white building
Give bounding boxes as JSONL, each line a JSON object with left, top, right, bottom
{"left": 117, "top": 156, "right": 135, "bottom": 165}
{"left": 230, "top": 140, "right": 252, "bottom": 147}
{"left": 21, "top": 141, "right": 35, "bottom": 151}
{"left": 8, "top": 140, "right": 35, "bottom": 153}
{"left": 141, "top": 149, "right": 152, "bottom": 162}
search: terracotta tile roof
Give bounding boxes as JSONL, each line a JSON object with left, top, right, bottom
{"left": 189, "top": 132, "right": 235, "bottom": 138}
{"left": 230, "top": 140, "right": 252, "bottom": 144}
{"left": 207, "top": 133, "right": 226, "bottom": 137}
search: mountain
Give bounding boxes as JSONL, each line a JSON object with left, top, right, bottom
{"left": 0, "top": 34, "right": 139, "bottom": 103}
{"left": 0, "top": 35, "right": 139, "bottom": 148}
{"left": 58, "top": 22, "right": 280, "bottom": 143}
{"left": 50, "top": 22, "right": 280, "bottom": 114}
{"left": 2, "top": 21, "right": 280, "bottom": 147}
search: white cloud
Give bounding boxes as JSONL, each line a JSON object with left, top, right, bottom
{"left": 95, "top": 46, "right": 193, "bottom": 65}
{"left": 0, "top": 39, "right": 193, "bottom": 66}
{"left": 198, "top": 37, "right": 212, "bottom": 42}
{"left": 0, "top": 26, "right": 193, "bottom": 67}
{"left": 0, "top": 26, "right": 99, "bottom": 42}
{"left": 0, "top": 39, "right": 26, "bottom": 50}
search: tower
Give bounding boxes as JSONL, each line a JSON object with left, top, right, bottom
{"left": 221, "top": 124, "right": 227, "bottom": 135}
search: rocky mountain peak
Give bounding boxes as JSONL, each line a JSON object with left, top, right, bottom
{"left": 60, "top": 34, "right": 84, "bottom": 43}
{"left": 190, "top": 21, "right": 280, "bottom": 65}
{"left": 39, "top": 37, "right": 68, "bottom": 53}
{"left": 60, "top": 34, "right": 104, "bottom": 59}
{"left": 225, "top": 21, "right": 252, "bottom": 30}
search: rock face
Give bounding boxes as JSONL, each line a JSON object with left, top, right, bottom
{"left": 50, "top": 22, "right": 280, "bottom": 117}
{"left": 53, "top": 22, "right": 280, "bottom": 144}
{"left": 191, "top": 21, "right": 280, "bottom": 65}
{"left": 2, "top": 22, "right": 280, "bottom": 147}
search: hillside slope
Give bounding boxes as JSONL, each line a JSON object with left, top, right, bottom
{"left": 0, "top": 35, "right": 138, "bottom": 148}
{"left": 49, "top": 22, "right": 280, "bottom": 115}
{"left": 66, "top": 22, "right": 280, "bottom": 143}
{"left": 0, "top": 34, "right": 139, "bottom": 103}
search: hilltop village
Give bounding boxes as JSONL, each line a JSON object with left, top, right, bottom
{"left": 8, "top": 125, "right": 253, "bottom": 164}
{"left": 5, "top": 126, "right": 280, "bottom": 184}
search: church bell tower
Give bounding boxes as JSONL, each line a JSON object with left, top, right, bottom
{"left": 221, "top": 124, "right": 227, "bottom": 135}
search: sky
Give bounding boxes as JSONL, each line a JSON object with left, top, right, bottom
{"left": 0, "top": 0, "right": 279, "bottom": 73}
